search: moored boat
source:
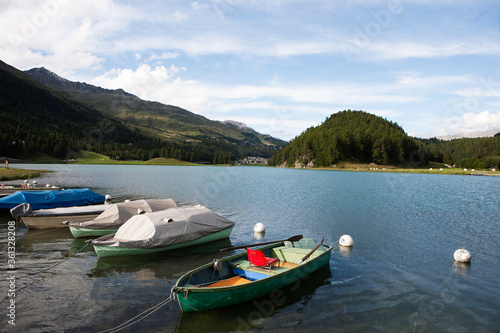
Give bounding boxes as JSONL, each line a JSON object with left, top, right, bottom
{"left": 0, "top": 188, "right": 106, "bottom": 213}
{"left": 10, "top": 202, "right": 111, "bottom": 229}
{"left": 91, "top": 205, "right": 235, "bottom": 258}
{"left": 172, "top": 238, "right": 332, "bottom": 312}
{"left": 1, "top": 181, "right": 60, "bottom": 195}
{"left": 66, "top": 199, "right": 177, "bottom": 238}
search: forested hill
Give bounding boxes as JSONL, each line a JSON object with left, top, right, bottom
{"left": 269, "top": 110, "right": 420, "bottom": 167}
{"left": 268, "top": 110, "right": 500, "bottom": 169}
{"left": 0, "top": 60, "right": 161, "bottom": 160}
{"left": 0, "top": 60, "right": 271, "bottom": 163}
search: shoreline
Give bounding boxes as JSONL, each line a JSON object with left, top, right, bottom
{"left": 2, "top": 162, "right": 499, "bottom": 182}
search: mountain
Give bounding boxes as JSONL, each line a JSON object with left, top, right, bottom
{"left": 0, "top": 60, "right": 278, "bottom": 163}
{"left": 0, "top": 60, "right": 155, "bottom": 160}
{"left": 25, "top": 67, "right": 285, "bottom": 149}
{"left": 221, "top": 120, "right": 250, "bottom": 130}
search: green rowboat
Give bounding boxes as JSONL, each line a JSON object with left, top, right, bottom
{"left": 172, "top": 238, "right": 332, "bottom": 312}
{"left": 92, "top": 227, "right": 233, "bottom": 258}
{"left": 91, "top": 205, "right": 235, "bottom": 258}
{"left": 69, "top": 226, "right": 117, "bottom": 238}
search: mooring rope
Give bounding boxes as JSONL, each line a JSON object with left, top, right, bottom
{"left": 15, "top": 242, "right": 91, "bottom": 280}
{"left": 97, "top": 291, "right": 176, "bottom": 333}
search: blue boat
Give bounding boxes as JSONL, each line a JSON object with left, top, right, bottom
{"left": 0, "top": 188, "right": 106, "bottom": 212}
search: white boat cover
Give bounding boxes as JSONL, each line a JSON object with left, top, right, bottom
{"left": 100, "top": 205, "right": 235, "bottom": 249}
{"left": 68, "top": 199, "right": 177, "bottom": 230}
{"left": 10, "top": 202, "right": 110, "bottom": 218}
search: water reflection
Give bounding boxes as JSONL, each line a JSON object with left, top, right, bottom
{"left": 453, "top": 261, "right": 471, "bottom": 276}
{"left": 174, "top": 265, "right": 332, "bottom": 332}
{"left": 90, "top": 238, "right": 233, "bottom": 278}
{"left": 253, "top": 231, "right": 265, "bottom": 240}
{"left": 339, "top": 245, "right": 353, "bottom": 258}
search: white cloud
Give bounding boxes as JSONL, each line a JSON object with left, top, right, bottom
{"left": 433, "top": 111, "right": 500, "bottom": 137}
{"left": 0, "top": 0, "right": 134, "bottom": 73}
{"left": 91, "top": 64, "right": 208, "bottom": 111}
{"left": 146, "top": 52, "right": 181, "bottom": 62}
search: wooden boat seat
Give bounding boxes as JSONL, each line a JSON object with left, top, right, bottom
{"left": 272, "top": 246, "right": 323, "bottom": 263}
{"left": 207, "top": 276, "right": 252, "bottom": 288}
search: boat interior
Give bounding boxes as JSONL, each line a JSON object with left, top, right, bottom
{"left": 180, "top": 239, "right": 327, "bottom": 288}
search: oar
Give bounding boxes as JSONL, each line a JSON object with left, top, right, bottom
{"left": 220, "top": 235, "right": 303, "bottom": 252}
{"left": 299, "top": 237, "right": 324, "bottom": 263}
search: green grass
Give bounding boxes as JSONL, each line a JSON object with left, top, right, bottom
{"left": 299, "top": 161, "right": 499, "bottom": 176}
{"left": 144, "top": 158, "right": 199, "bottom": 166}
{"left": 74, "top": 151, "right": 111, "bottom": 163}
{"left": 0, "top": 168, "right": 49, "bottom": 181}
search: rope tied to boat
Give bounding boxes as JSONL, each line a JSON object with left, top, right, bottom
{"left": 97, "top": 290, "right": 176, "bottom": 333}
{"left": 16, "top": 242, "right": 92, "bottom": 280}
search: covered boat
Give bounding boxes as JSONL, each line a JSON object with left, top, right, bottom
{"left": 91, "top": 205, "right": 235, "bottom": 258}
{"left": 66, "top": 199, "right": 177, "bottom": 238}
{"left": 0, "top": 188, "right": 105, "bottom": 212}
{"left": 172, "top": 238, "right": 332, "bottom": 312}
{"left": 10, "top": 202, "right": 110, "bottom": 229}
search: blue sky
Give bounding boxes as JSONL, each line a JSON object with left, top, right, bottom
{"left": 1, "top": 0, "right": 500, "bottom": 141}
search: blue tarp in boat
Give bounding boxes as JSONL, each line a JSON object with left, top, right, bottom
{"left": 0, "top": 188, "right": 105, "bottom": 210}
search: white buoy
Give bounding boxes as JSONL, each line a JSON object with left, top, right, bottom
{"left": 254, "top": 222, "right": 266, "bottom": 233}
{"left": 105, "top": 194, "right": 112, "bottom": 201}
{"left": 454, "top": 248, "right": 471, "bottom": 263}
{"left": 339, "top": 234, "right": 353, "bottom": 247}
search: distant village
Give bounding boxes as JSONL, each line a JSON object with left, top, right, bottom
{"left": 235, "top": 156, "right": 268, "bottom": 165}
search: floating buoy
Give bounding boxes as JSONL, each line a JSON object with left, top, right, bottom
{"left": 454, "top": 248, "right": 471, "bottom": 263}
{"left": 105, "top": 194, "right": 112, "bottom": 201}
{"left": 254, "top": 222, "right": 265, "bottom": 233}
{"left": 339, "top": 234, "right": 353, "bottom": 247}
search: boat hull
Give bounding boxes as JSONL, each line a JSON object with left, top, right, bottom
{"left": 22, "top": 213, "right": 101, "bottom": 229}
{"left": 93, "top": 227, "right": 234, "bottom": 258}
{"left": 174, "top": 240, "right": 332, "bottom": 312}
{"left": 69, "top": 226, "right": 117, "bottom": 238}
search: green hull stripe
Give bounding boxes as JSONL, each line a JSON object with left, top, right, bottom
{"left": 93, "top": 228, "right": 233, "bottom": 258}
{"left": 69, "top": 226, "right": 117, "bottom": 238}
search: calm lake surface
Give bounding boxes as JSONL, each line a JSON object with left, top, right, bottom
{"left": 1, "top": 164, "right": 499, "bottom": 332}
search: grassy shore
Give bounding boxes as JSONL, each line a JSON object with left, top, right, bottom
{"left": 307, "top": 161, "right": 499, "bottom": 176}
{"left": 4, "top": 151, "right": 498, "bottom": 181}
{"left": 0, "top": 168, "right": 49, "bottom": 181}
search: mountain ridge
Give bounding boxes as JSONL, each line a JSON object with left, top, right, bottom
{"left": 0, "top": 59, "right": 280, "bottom": 163}
{"left": 436, "top": 129, "right": 500, "bottom": 140}
{"left": 25, "top": 67, "right": 285, "bottom": 148}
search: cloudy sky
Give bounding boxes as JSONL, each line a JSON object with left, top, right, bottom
{"left": 1, "top": 0, "right": 500, "bottom": 140}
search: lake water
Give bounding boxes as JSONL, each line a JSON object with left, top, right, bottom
{"left": 1, "top": 164, "right": 499, "bottom": 332}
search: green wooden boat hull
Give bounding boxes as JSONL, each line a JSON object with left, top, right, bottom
{"left": 173, "top": 239, "right": 333, "bottom": 312}
{"left": 93, "top": 227, "right": 233, "bottom": 258}
{"left": 69, "top": 226, "right": 117, "bottom": 238}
